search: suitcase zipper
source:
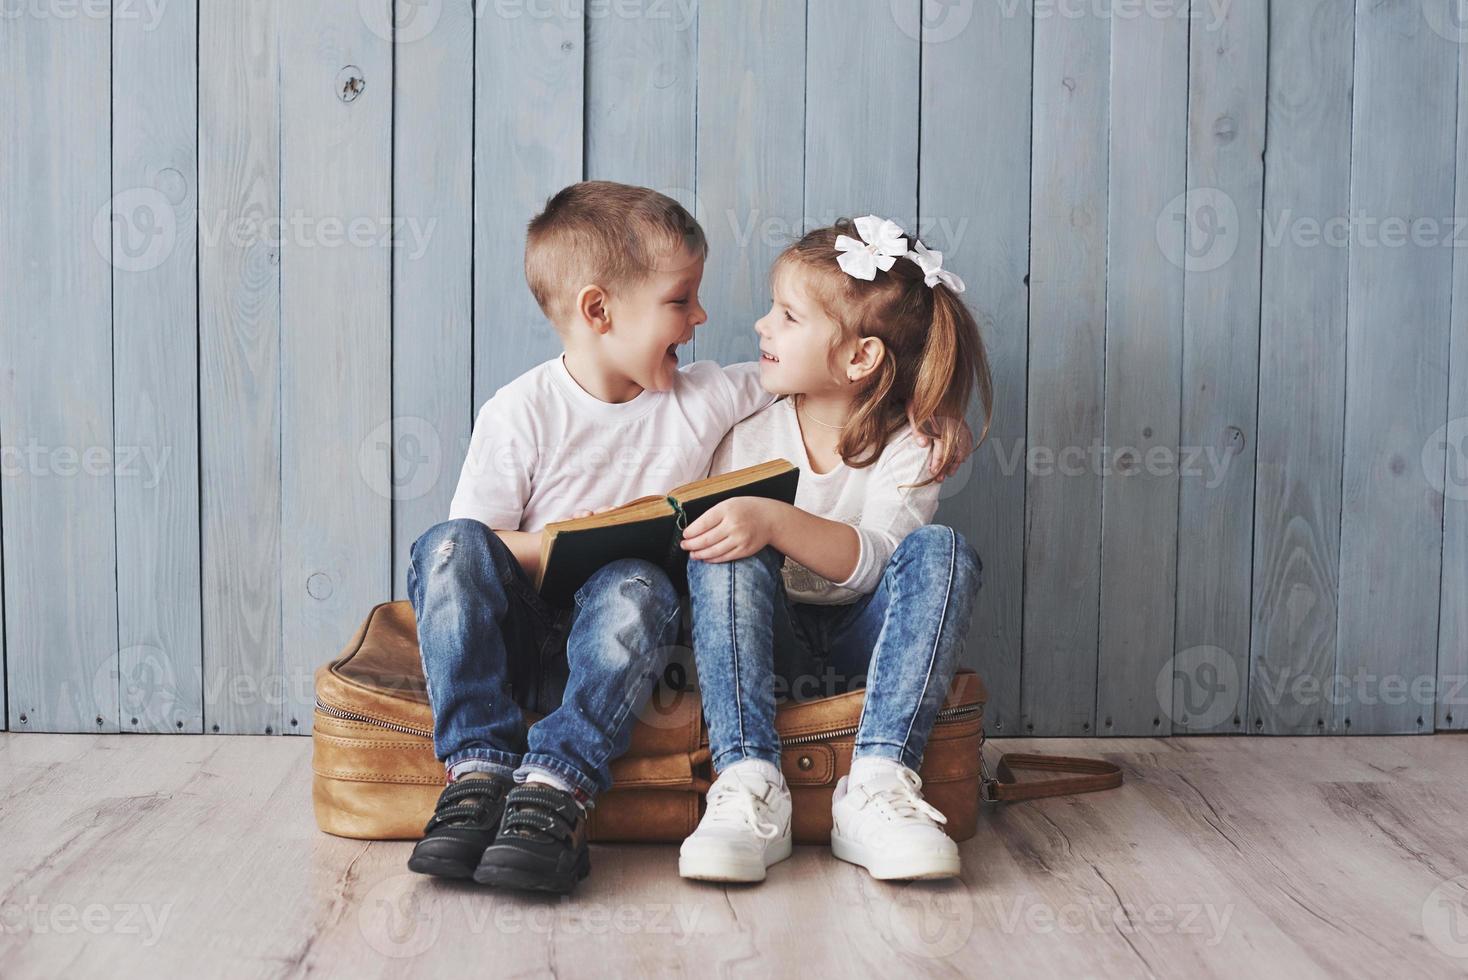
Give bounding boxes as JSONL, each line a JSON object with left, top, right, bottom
{"left": 314, "top": 696, "right": 981, "bottom": 745}
{"left": 313, "top": 697, "right": 432, "bottom": 738}
{"left": 778, "top": 703, "right": 982, "bottom": 747}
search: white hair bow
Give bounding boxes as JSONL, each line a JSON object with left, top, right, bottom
{"left": 906, "top": 239, "right": 966, "bottom": 294}
{"left": 834, "top": 215, "right": 909, "bottom": 281}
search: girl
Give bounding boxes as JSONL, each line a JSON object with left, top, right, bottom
{"left": 676, "top": 216, "right": 992, "bottom": 883}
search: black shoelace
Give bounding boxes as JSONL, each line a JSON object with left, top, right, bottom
{"left": 423, "top": 778, "right": 504, "bottom": 834}
{"left": 498, "top": 787, "right": 580, "bottom": 844}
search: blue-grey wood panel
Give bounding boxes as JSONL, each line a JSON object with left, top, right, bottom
{"left": 804, "top": 0, "right": 919, "bottom": 232}
{"left": 1022, "top": 6, "right": 1109, "bottom": 736}
{"left": 1336, "top": 0, "right": 1458, "bottom": 734}
{"left": 1173, "top": 0, "right": 1268, "bottom": 736}
{"left": 1441, "top": 16, "right": 1468, "bottom": 733}
{"left": 391, "top": 0, "right": 474, "bottom": 596}
{"left": 918, "top": 0, "right": 1031, "bottom": 735}
{"left": 0, "top": 9, "right": 118, "bottom": 733}
{"left": 1249, "top": 0, "right": 1354, "bottom": 735}
{"left": 473, "top": 1, "right": 584, "bottom": 409}
{"left": 112, "top": 0, "right": 203, "bottom": 733}
{"left": 280, "top": 0, "right": 394, "bottom": 736}
{"left": 1096, "top": 3, "right": 1189, "bottom": 737}
{"left": 199, "top": 0, "right": 282, "bottom": 735}
{"left": 694, "top": 0, "right": 805, "bottom": 366}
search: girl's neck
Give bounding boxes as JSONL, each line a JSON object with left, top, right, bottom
{"left": 795, "top": 391, "right": 855, "bottom": 429}
{"left": 793, "top": 391, "right": 855, "bottom": 475}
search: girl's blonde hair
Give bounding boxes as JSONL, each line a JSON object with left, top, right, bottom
{"left": 773, "top": 219, "right": 993, "bottom": 485}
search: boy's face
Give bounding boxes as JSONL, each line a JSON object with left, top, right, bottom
{"left": 755, "top": 269, "right": 846, "bottom": 396}
{"left": 603, "top": 249, "right": 707, "bottom": 393}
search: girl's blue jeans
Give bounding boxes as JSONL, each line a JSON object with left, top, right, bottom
{"left": 407, "top": 518, "right": 681, "bottom": 800}
{"left": 687, "top": 524, "right": 983, "bottom": 774}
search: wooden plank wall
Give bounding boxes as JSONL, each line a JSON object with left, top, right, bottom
{"left": 1, "top": 0, "right": 1464, "bottom": 737}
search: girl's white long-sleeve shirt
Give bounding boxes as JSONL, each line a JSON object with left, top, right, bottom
{"left": 708, "top": 396, "right": 941, "bottom": 605}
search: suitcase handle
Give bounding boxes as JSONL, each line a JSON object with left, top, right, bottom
{"left": 980, "top": 751, "right": 1123, "bottom": 802}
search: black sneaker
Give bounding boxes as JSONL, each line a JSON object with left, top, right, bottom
{"left": 406, "top": 772, "right": 510, "bottom": 879}
{"left": 473, "top": 783, "right": 590, "bottom": 894}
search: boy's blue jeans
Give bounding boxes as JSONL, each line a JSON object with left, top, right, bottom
{"left": 407, "top": 518, "right": 681, "bottom": 800}
{"left": 688, "top": 524, "right": 982, "bottom": 774}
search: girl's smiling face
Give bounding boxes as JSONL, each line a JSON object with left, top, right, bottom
{"left": 754, "top": 268, "right": 850, "bottom": 396}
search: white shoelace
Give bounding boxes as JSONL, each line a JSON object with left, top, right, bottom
{"left": 704, "top": 778, "right": 782, "bottom": 840}
{"left": 856, "top": 767, "right": 949, "bottom": 826}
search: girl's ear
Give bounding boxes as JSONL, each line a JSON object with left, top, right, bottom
{"left": 846, "top": 336, "right": 886, "bottom": 384}
{"left": 576, "top": 284, "right": 612, "bottom": 335}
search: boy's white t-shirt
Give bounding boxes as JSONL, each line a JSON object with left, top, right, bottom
{"left": 709, "top": 397, "right": 941, "bottom": 605}
{"left": 449, "top": 354, "right": 775, "bottom": 534}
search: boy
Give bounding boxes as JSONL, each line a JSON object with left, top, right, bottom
{"left": 405, "top": 182, "right": 775, "bottom": 894}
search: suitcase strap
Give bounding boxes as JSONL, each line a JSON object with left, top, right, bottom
{"left": 981, "top": 751, "right": 1123, "bottom": 802}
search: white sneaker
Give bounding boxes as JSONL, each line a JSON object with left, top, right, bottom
{"left": 830, "top": 764, "right": 961, "bottom": 880}
{"left": 678, "top": 763, "right": 793, "bottom": 882}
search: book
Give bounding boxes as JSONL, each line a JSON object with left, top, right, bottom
{"left": 534, "top": 458, "right": 801, "bottom": 607}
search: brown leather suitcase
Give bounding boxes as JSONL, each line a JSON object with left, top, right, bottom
{"left": 312, "top": 601, "right": 1118, "bottom": 844}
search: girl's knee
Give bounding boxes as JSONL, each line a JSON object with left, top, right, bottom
{"left": 897, "top": 525, "right": 982, "bottom": 584}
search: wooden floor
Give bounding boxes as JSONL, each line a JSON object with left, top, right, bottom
{"left": 2, "top": 735, "right": 1466, "bottom": 978}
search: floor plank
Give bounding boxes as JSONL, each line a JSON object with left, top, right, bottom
{"left": 1, "top": 735, "right": 1465, "bottom": 977}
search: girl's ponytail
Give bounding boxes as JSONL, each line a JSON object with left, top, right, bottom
{"left": 907, "top": 282, "right": 993, "bottom": 484}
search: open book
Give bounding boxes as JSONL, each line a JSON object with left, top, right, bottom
{"left": 534, "top": 458, "right": 800, "bottom": 607}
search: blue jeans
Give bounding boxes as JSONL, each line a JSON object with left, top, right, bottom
{"left": 688, "top": 524, "right": 982, "bottom": 773}
{"left": 407, "top": 518, "right": 681, "bottom": 800}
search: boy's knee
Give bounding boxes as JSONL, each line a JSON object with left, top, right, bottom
{"left": 411, "top": 518, "right": 510, "bottom": 578}
{"left": 580, "top": 558, "right": 678, "bottom": 613}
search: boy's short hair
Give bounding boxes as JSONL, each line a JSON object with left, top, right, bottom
{"left": 525, "top": 181, "right": 708, "bottom": 325}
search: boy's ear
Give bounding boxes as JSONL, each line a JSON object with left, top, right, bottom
{"left": 846, "top": 336, "right": 886, "bottom": 383}
{"left": 576, "top": 284, "right": 612, "bottom": 335}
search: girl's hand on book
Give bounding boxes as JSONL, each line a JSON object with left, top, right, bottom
{"left": 909, "top": 409, "right": 974, "bottom": 481}
{"left": 679, "top": 497, "right": 777, "bottom": 563}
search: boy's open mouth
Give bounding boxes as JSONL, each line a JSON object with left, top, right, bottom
{"left": 760, "top": 350, "right": 779, "bottom": 363}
